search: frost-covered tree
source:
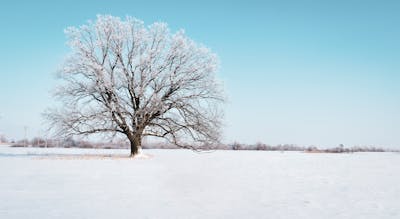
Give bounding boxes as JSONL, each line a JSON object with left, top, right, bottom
{"left": 46, "top": 15, "right": 224, "bottom": 156}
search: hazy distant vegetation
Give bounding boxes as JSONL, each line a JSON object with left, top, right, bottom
{"left": 5, "top": 137, "right": 398, "bottom": 153}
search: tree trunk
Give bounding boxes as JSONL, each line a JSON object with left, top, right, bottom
{"left": 129, "top": 134, "right": 142, "bottom": 156}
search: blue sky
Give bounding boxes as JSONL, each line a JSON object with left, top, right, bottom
{"left": 0, "top": 0, "right": 399, "bottom": 148}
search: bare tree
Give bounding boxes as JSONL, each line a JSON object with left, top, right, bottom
{"left": 45, "top": 15, "right": 224, "bottom": 156}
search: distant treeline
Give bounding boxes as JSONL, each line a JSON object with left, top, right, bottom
{"left": 227, "top": 143, "right": 397, "bottom": 153}
{"left": 7, "top": 137, "right": 399, "bottom": 153}
{"left": 10, "top": 137, "right": 128, "bottom": 149}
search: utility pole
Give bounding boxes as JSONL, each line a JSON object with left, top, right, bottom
{"left": 0, "top": 114, "right": 2, "bottom": 144}
{"left": 24, "top": 126, "right": 28, "bottom": 147}
{"left": 37, "top": 130, "right": 40, "bottom": 147}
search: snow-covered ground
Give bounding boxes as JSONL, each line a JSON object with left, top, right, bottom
{"left": 0, "top": 146, "right": 399, "bottom": 219}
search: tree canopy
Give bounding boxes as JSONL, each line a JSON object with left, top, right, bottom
{"left": 46, "top": 15, "right": 224, "bottom": 156}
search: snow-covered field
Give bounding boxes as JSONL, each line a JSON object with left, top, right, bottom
{"left": 0, "top": 146, "right": 399, "bottom": 219}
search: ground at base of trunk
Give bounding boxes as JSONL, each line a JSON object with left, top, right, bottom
{"left": 129, "top": 153, "right": 152, "bottom": 159}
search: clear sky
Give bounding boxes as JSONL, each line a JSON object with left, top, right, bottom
{"left": 0, "top": 0, "right": 399, "bottom": 148}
